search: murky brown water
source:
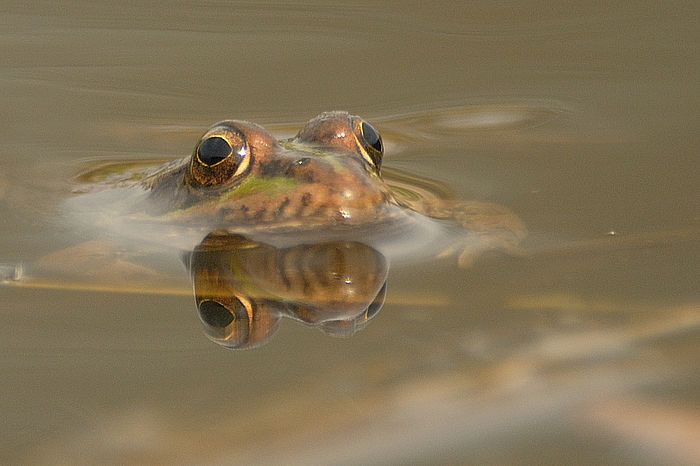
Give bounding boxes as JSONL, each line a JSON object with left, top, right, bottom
{"left": 2, "top": 1, "right": 699, "bottom": 464}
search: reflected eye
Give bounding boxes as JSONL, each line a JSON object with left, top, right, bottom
{"left": 197, "top": 297, "right": 252, "bottom": 347}
{"left": 197, "top": 136, "right": 232, "bottom": 166}
{"left": 356, "top": 119, "right": 384, "bottom": 170}
{"left": 199, "top": 299, "right": 235, "bottom": 328}
{"left": 365, "top": 282, "right": 387, "bottom": 320}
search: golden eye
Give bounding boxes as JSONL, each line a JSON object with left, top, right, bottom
{"left": 355, "top": 119, "right": 384, "bottom": 170}
{"left": 198, "top": 299, "right": 236, "bottom": 329}
{"left": 189, "top": 126, "right": 251, "bottom": 187}
{"left": 360, "top": 121, "right": 383, "bottom": 154}
{"left": 197, "top": 297, "right": 257, "bottom": 348}
{"left": 197, "top": 136, "right": 232, "bottom": 166}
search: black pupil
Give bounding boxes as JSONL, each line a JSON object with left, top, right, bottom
{"left": 199, "top": 300, "right": 234, "bottom": 328}
{"left": 361, "top": 121, "right": 382, "bottom": 153}
{"left": 198, "top": 136, "right": 232, "bottom": 166}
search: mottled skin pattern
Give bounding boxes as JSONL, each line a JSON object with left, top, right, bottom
{"left": 143, "top": 111, "right": 397, "bottom": 230}
{"left": 189, "top": 232, "right": 389, "bottom": 347}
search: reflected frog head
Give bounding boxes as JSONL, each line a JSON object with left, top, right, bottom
{"left": 185, "top": 231, "right": 388, "bottom": 349}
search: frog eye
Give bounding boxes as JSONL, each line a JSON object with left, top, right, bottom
{"left": 189, "top": 128, "right": 251, "bottom": 187}
{"left": 360, "top": 121, "right": 383, "bottom": 155}
{"left": 355, "top": 119, "right": 384, "bottom": 170}
{"left": 197, "top": 136, "right": 232, "bottom": 166}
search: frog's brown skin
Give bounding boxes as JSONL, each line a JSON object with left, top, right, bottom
{"left": 141, "top": 111, "right": 399, "bottom": 230}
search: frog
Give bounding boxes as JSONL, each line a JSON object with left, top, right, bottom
{"left": 64, "top": 111, "right": 525, "bottom": 266}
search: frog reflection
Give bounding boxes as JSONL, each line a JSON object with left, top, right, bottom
{"left": 184, "top": 231, "right": 388, "bottom": 349}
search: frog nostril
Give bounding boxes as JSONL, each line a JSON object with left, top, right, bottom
{"left": 287, "top": 157, "right": 316, "bottom": 183}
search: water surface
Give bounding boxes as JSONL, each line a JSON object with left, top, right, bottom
{"left": 1, "top": 1, "right": 698, "bottom": 464}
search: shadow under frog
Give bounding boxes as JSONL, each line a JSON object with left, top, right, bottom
{"left": 185, "top": 231, "right": 388, "bottom": 349}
